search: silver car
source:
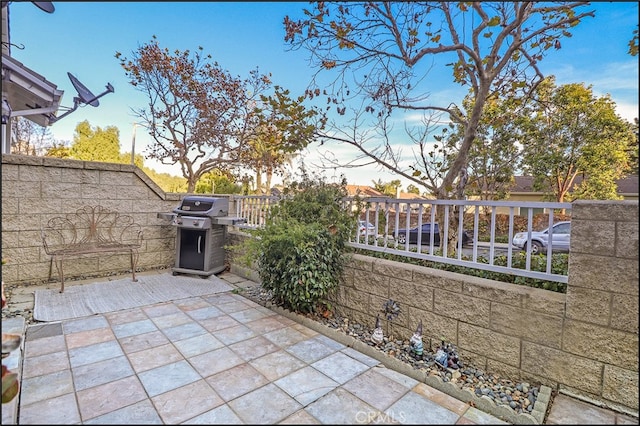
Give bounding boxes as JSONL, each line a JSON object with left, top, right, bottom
{"left": 357, "top": 220, "right": 376, "bottom": 237}
{"left": 512, "top": 221, "right": 571, "bottom": 254}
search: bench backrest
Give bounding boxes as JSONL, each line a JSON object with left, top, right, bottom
{"left": 42, "top": 205, "right": 143, "bottom": 250}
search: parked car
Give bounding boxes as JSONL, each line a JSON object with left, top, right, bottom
{"left": 512, "top": 221, "right": 571, "bottom": 254}
{"left": 395, "top": 223, "right": 471, "bottom": 246}
{"left": 357, "top": 220, "right": 377, "bottom": 237}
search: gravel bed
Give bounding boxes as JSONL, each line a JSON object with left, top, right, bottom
{"left": 241, "top": 285, "right": 542, "bottom": 417}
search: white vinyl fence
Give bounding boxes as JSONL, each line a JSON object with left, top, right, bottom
{"left": 234, "top": 195, "right": 572, "bottom": 284}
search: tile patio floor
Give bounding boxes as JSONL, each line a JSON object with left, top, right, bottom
{"left": 2, "top": 271, "right": 638, "bottom": 424}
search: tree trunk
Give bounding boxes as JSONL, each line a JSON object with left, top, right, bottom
{"left": 265, "top": 166, "right": 273, "bottom": 194}
{"left": 435, "top": 192, "right": 464, "bottom": 257}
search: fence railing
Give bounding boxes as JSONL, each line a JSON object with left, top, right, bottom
{"left": 233, "top": 195, "right": 572, "bottom": 284}
{"left": 234, "top": 195, "right": 280, "bottom": 228}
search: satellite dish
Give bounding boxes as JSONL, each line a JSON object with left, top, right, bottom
{"left": 32, "top": 1, "right": 55, "bottom": 13}
{"left": 1, "top": 1, "right": 54, "bottom": 12}
{"left": 68, "top": 72, "right": 100, "bottom": 107}
{"left": 48, "top": 74, "right": 114, "bottom": 123}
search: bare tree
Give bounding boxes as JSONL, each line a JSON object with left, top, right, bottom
{"left": 284, "top": 2, "right": 594, "bottom": 252}
{"left": 10, "top": 117, "right": 54, "bottom": 155}
{"left": 284, "top": 2, "right": 594, "bottom": 197}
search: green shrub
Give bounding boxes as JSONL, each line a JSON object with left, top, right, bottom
{"left": 354, "top": 246, "right": 568, "bottom": 293}
{"left": 237, "top": 171, "right": 355, "bottom": 313}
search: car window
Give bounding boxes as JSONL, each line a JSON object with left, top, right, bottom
{"left": 553, "top": 223, "right": 570, "bottom": 234}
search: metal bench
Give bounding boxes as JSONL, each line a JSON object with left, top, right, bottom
{"left": 41, "top": 205, "right": 143, "bottom": 293}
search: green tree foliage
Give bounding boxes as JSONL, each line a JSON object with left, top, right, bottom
{"left": 194, "top": 170, "right": 242, "bottom": 194}
{"left": 626, "top": 119, "right": 639, "bottom": 176}
{"left": 237, "top": 170, "right": 355, "bottom": 313}
{"left": 44, "top": 142, "right": 71, "bottom": 158}
{"left": 113, "top": 152, "right": 145, "bottom": 168}
{"left": 240, "top": 86, "right": 320, "bottom": 194}
{"left": 142, "top": 168, "right": 188, "bottom": 193}
{"left": 372, "top": 179, "right": 401, "bottom": 197}
{"left": 520, "top": 77, "right": 634, "bottom": 202}
{"left": 629, "top": 26, "right": 639, "bottom": 56}
{"left": 405, "top": 184, "right": 421, "bottom": 195}
{"left": 70, "top": 120, "right": 121, "bottom": 162}
{"left": 284, "top": 2, "right": 594, "bottom": 201}
{"left": 446, "top": 95, "right": 523, "bottom": 201}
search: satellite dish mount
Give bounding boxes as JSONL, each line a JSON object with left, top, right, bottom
{"left": 49, "top": 73, "right": 114, "bottom": 123}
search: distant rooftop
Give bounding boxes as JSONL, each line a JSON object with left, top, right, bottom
{"left": 512, "top": 175, "right": 638, "bottom": 195}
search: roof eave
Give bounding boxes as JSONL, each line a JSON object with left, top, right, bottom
{"left": 2, "top": 53, "right": 64, "bottom": 126}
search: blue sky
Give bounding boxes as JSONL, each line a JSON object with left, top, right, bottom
{"left": 7, "top": 1, "right": 639, "bottom": 188}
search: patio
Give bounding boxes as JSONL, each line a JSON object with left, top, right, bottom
{"left": 2, "top": 270, "right": 512, "bottom": 425}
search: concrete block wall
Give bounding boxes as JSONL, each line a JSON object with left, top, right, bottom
{"left": 1, "top": 154, "right": 181, "bottom": 284}
{"left": 563, "top": 200, "right": 639, "bottom": 412}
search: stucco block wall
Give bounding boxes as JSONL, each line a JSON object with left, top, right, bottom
{"left": 563, "top": 200, "right": 639, "bottom": 411}
{"left": 1, "top": 154, "right": 180, "bottom": 284}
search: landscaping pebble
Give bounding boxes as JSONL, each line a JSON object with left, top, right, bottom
{"left": 241, "top": 284, "right": 545, "bottom": 418}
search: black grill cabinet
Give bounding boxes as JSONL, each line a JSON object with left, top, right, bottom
{"left": 166, "top": 196, "right": 245, "bottom": 277}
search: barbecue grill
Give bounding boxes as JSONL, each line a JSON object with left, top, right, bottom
{"left": 160, "top": 196, "right": 246, "bottom": 277}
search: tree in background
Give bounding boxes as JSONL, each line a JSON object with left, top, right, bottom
{"left": 372, "top": 179, "right": 401, "bottom": 197}
{"left": 406, "top": 184, "right": 421, "bottom": 195}
{"left": 10, "top": 117, "right": 55, "bottom": 155}
{"left": 194, "top": 169, "right": 242, "bottom": 194}
{"left": 44, "top": 142, "right": 71, "bottom": 158}
{"left": 629, "top": 25, "right": 639, "bottom": 56}
{"left": 121, "top": 152, "right": 145, "bottom": 169}
{"left": 240, "top": 86, "right": 321, "bottom": 194}
{"left": 444, "top": 94, "right": 523, "bottom": 201}
{"left": 142, "top": 168, "right": 188, "bottom": 193}
{"left": 626, "top": 118, "right": 639, "bottom": 176}
{"left": 117, "top": 36, "right": 321, "bottom": 193}
{"left": 284, "top": 2, "right": 594, "bottom": 201}
{"left": 520, "top": 77, "right": 634, "bottom": 202}
{"left": 69, "top": 120, "right": 121, "bottom": 162}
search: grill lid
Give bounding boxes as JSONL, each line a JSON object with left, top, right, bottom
{"left": 173, "top": 196, "right": 229, "bottom": 217}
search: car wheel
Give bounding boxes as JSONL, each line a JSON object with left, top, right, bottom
{"left": 398, "top": 233, "right": 407, "bottom": 244}
{"left": 528, "top": 241, "right": 543, "bottom": 255}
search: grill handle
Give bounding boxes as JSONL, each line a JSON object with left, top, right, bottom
{"left": 197, "top": 235, "right": 202, "bottom": 254}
